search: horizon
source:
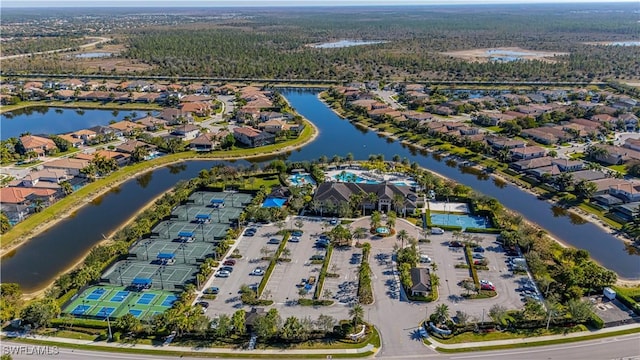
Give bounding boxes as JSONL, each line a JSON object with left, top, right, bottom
{"left": 2, "top": 0, "right": 637, "bottom": 8}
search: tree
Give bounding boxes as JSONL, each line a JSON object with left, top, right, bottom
{"left": 433, "top": 304, "right": 449, "bottom": 325}
{"left": 566, "top": 298, "right": 594, "bottom": 322}
{"left": 489, "top": 304, "right": 507, "bottom": 324}
{"left": 232, "top": 309, "right": 246, "bottom": 336}
{"left": 281, "top": 247, "right": 292, "bottom": 260}
{"left": 21, "top": 298, "right": 60, "bottom": 329}
{"left": 397, "top": 229, "right": 409, "bottom": 249}
{"left": 50, "top": 135, "right": 71, "bottom": 152}
{"left": 575, "top": 180, "right": 597, "bottom": 200}
{"left": 60, "top": 181, "right": 73, "bottom": 196}
{"left": 131, "top": 146, "right": 149, "bottom": 163}
{"left": 1, "top": 212, "right": 12, "bottom": 234}
{"left": 114, "top": 313, "right": 142, "bottom": 333}
{"left": 627, "top": 161, "right": 640, "bottom": 177}
{"left": 213, "top": 314, "right": 233, "bottom": 338}
{"left": 370, "top": 211, "right": 382, "bottom": 229}
{"left": 0, "top": 283, "right": 22, "bottom": 321}
{"left": 255, "top": 308, "right": 281, "bottom": 340}
{"left": 315, "top": 314, "right": 336, "bottom": 333}
{"left": 349, "top": 304, "right": 365, "bottom": 328}
{"left": 280, "top": 316, "right": 309, "bottom": 341}
{"left": 455, "top": 310, "right": 470, "bottom": 325}
{"left": 353, "top": 227, "right": 367, "bottom": 242}
{"left": 522, "top": 299, "right": 546, "bottom": 320}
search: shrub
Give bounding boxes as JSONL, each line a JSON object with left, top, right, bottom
{"left": 298, "top": 299, "right": 334, "bottom": 306}
{"left": 588, "top": 312, "right": 604, "bottom": 329}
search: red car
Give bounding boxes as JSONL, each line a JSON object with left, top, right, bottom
{"left": 223, "top": 259, "right": 236, "bottom": 266}
{"left": 481, "top": 283, "right": 495, "bottom": 291}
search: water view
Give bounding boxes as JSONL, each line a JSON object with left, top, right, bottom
{"left": 3, "top": 89, "right": 640, "bottom": 292}
{"left": 312, "top": 40, "right": 386, "bottom": 48}
{"left": 75, "top": 52, "right": 113, "bottom": 58}
{"left": 608, "top": 41, "right": 640, "bottom": 46}
{"left": 0, "top": 107, "right": 140, "bottom": 140}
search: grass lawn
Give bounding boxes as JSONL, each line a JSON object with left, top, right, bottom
{"left": 436, "top": 325, "right": 587, "bottom": 344}
{"left": 435, "top": 326, "right": 640, "bottom": 353}
{"left": 607, "top": 164, "right": 627, "bottom": 175}
{"left": 577, "top": 202, "right": 623, "bottom": 230}
{"left": 51, "top": 149, "right": 80, "bottom": 157}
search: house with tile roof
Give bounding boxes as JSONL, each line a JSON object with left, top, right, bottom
{"left": 115, "top": 139, "right": 157, "bottom": 154}
{"left": 313, "top": 182, "right": 418, "bottom": 215}
{"left": 19, "top": 135, "right": 57, "bottom": 157}
{"left": 233, "top": 127, "right": 275, "bottom": 148}
{"left": 43, "top": 158, "right": 90, "bottom": 176}
{"left": 0, "top": 187, "right": 57, "bottom": 222}
{"left": 109, "top": 120, "right": 145, "bottom": 136}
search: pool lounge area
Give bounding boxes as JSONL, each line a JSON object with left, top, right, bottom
{"left": 288, "top": 173, "right": 317, "bottom": 186}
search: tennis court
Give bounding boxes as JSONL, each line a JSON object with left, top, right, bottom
{"left": 129, "top": 239, "right": 214, "bottom": 263}
{"left": 103, "top": 260, "right": 198, "bottom": 291}
{"left": 63, "top": 285, "right": 179, "bottom": 320}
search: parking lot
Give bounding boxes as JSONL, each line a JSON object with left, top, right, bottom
{"left": 324, "top": 246, "right": 361, "bottom": 304}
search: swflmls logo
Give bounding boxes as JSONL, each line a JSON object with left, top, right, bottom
{"left": 3, "top": 345, "right": 60, "bottom": 356}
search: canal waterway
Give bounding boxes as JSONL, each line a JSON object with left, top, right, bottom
{"left": 2, "top": 89, "right": 639, "bottom": 292}
{"left": 1, "top": 107, "right": 140, "bottom": 140}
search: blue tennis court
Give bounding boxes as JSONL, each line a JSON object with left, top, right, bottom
{"left": 71, "top": 305, "right": 91, "bottom": 315}
{"left": 97, "top": 307, "right": 115, "bottom": 317}
{"left": 110, "top": 291, "right": 130, "bottom": 302}
{"left": 86, "top": 288, "right": 106, "bottom": 300}
{"left": 137, "top": 293, "right": 156, "bottom": 305}
{"left": 161, "top": 295, "right": 177, "bottom": 307}
{"left": 129, "top": 309, "right": 143, "bottom": 318}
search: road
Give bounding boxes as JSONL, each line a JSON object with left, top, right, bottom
{"left": 4, "top": 333, "right": 639, "bottom": 359}
{"left": 0, "top": 37, "right": 112, "bottom": 61}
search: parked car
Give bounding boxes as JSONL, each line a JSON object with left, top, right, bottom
{"left": 431, "top": 227, "right": 445, "bottom": 235}
{"left": 223, "top": 259, "right": 236, "bottom": 266}
{"left": 196, "top": 301, "right": 209, "bottom": 313}
{"left": 329, "top": 218, "right": 338, "bottom": 225}
{"left": 472, "top": 253, "right": 485, "bottom": 259}
{"left": 251, "top": 267, "right": 265, "bottom": 276}
{"left": 420, "top": 255, "right": 431, "bottom": 263}
{"left": 473, "top": 246, "right": 485, "bottom": 253}
{"left": 244, "top": 228, "right": 256, "bottom": 236}
{"left": 221, "top": 266, "right": 234, "bottom": 273}
{"left": 291, "top": 230, "right": 303, "bottom": 237}
{"left": 215, "top": 270, "right": 230, "bottom": 278}
{"left": 204, "top": 286, "right": 219, "bottom": 294}
{"left": 268, "top": 238, "right": 280, "bottom": 244}
{"left": 481, "top": 283, "right": 496, "bottom": 291}
{"left": 310, "top": 254, "right": 325, "bottom": 261}
{"left": 289, "top": 236, "right": 300, "bottom": 243}
{"left": 449, "top": 241, "right": 464, "bottom": 247}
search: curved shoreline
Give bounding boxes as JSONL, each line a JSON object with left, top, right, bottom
{"left": 318, "top": 94, "right": 640, "bottom": 285}
{"left": 0, "top": 118, "right": 319, "bottom": 258}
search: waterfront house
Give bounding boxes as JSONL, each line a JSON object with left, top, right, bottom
{"left": 116, "top": 139, "right": 157, "bottom": 154}
{"left": 109, "top": 120, "right": 145, "bottom": 136}
{"left": 43, "top": 158, "right": 90, "bottom": 176}
{"left": 171, "top": 124, "right": 200, "bottom": 141}
{"left": 509, "top": 146, "right": 546, "bottom": 161}
{"left": 19, "top": 135, "right": 57, "bottom": 157}
{"left": 189, "top": 134, "right": 218, "bottom": 152}
{"left": 609, "top": 182, "right": 640, "bottom": 203}
{"left": 0, "top": 187, "right": 57, "bottom": 223}
{"left": 75, "top": 150, "right": 131, "bottom": 167}
{"left": 58, "top": 134, "right": 83, "bottom": 148}
{"left": 510, "top": 156, "right": 553, "bottom": 171}
{"left": 136, "top": 115, "right": 168, "bottom": 131}
{"left": 233, "top": 127, "right": 276, "bottom": 148}
{"left": 486, "top": 136, "right": 526, "bottom": 150}
{"left": 551, "top": 159, "right": 586, "bottom": 172}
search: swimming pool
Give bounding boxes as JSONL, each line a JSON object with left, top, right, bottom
{"left": 334, "top": 171, "right": 379, "bottom": 184}
{"left": 430, "top": 214, "right": 490, "bottom": 229}
{"left": 288, "top": 173, "right": 316, "bottom": 186}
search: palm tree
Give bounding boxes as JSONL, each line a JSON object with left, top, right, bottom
{"left": 386, "top": 211, "right": 396, "bottom": 229}
{"left": 370, "top": 211, "right": 382, "bottom": 229}
{"left": 349, "top": 304, "right": 365, "bottom": 328}
{"left": 434, "top": 304, "right": 449, "bottom": 325}
{"left": 60, "top": 181, "right": 73, "bottom": 196}
{"left": 367, "top": 193, "right": 378, "bottom": 212}
{"left": 397, "top": 229, "right": 409, "bottom": 249}
{"left": 353, "top": 227, "right": 367, "bottom": 242}
{"left": 392, "top": 193, "right": 405, "bottom": 216}
{"left": 281, "top": 247, "right": 291, "bottom": 261}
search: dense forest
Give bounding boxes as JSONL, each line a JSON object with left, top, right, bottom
{"left": 1, "top": 37, "right": 87, "bottom": 57}
{"left": 2, "top": 4, "right": 639, "bottom": 81}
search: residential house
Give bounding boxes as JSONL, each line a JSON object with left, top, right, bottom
{"left": 43, "top": 158, "right": 90, "bottom": 176}
{"left": 259, "top": 111, "right": 286, "bottom": 122}
{"left": 509, "top": 146, "right": 546, "bottom": 161}
{"left": 109, "top": 120, "right": 145, "bottom": 136}
{"left": 486, "top": 136, "right": 526, "bottom": 150}
{"left": 570, "top": 170, "right": 607, "bottom": 183}
{"left": 0, "top": 187, "right": 57, "bottom": 223}
{"left": 592, "top": 145, "right": 640, "bottom": 165}
{"left": 510, "top": 156, "right": 553, "bottom": 171}
{"left": 551, "top": 159, "right": 585, "bottom": 172}
{"left": 75, "top": 150, "right": 131, "bottom": 167}
{"left": 619, "top": 113, "right": 639, "bottom": 131}
{"left": 623, "top": 138, "right": 640, "bottom": 152}
{"left": 612, "top": 202, "right": 640, "bottom": 221}
{"left": 171, "top": 124, "right": 200, "bottom": 141}
{"left": 591, "top": 178, "right": 632, "bottom": 196}
{"left": 21, "top": 169, "right": 70, "bottom": 188}
{"left": 409, "top": 268, "right": 431, "bottom": 297}
{"left": 58, "top": 134, "right": 83, "bottom": 148}
{"left": 591, "top": 114, "right": 616, "bottom": 125}
{"left": 136, "top": 115, "right": 168, "bottom": 131}
{"left": 19, "top": 135, "right": 57, "bottom": 157}
{"left": 116, "top": 139, "right": 157, "bottom": 154}
{"left": 71, "top": 129, "right": 97, "bottom": 143}
{"left": 180, "top": 102, "right": 212, "bottom": 116}
{"left": 158, "top": 108, "right": 194, "bottom": 125}
{"left": 609, "top": 182, "right": 640, "bottom": 203}
{"left": 473, "top": 111, "right": 516, "bottom": 126}
{"left": 189, "top": 134, "right": 219, "bottom": 152}
{"left": 180, "top": 94, "right": 212, "bottom": 103}
{"left": 233, "top": 127, "right": 276, "bottom": 148}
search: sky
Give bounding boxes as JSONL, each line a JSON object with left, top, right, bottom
{"left": 2, "top": 0, "right": 638, "bottom": 7}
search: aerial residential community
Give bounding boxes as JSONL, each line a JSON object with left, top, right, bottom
{"left": 0, "top": 2, "right": 639, "bottom": 360}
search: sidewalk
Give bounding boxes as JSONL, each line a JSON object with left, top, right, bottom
{"left": 1, "top": 331, "right": 375, "bottom": 356}
{"left": 425, "top": 323, "right": 640, "bottom": 349}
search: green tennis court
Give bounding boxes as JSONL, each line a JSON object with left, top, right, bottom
{"left": 103, "top": 260, "right": 198, "bottom": 291}
{"left": 130, "top": 239, "right": 214, "bottom": 263}
{"left": 63, "top": 285, "right": 178, "bottom": 320}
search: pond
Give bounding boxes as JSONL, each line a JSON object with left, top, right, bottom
{"left": 0, "top": 107, "right": 141, "bottom": 140}
{"left": 74, "top": 52, "right": 113, "bottom": 58}
{"left": 311, "top": 40, "right": 387, "bottom": 49}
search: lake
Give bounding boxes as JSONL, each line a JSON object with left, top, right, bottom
{"left": 0, "top": 107, "right": 141, "bottom": 140}
{"left": 311, "top": 40, "right": 387, "bottom": 49}
{"left": 75, "top": 52, "right": 113, "bottom": 58}
{"left": 2, "top": 90, "right": 639, "bottom": 292}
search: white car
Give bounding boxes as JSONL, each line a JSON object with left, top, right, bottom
{"left": 289, "top": 236, "right": 300, "bottom": 243}
{"left": 215, "top": 270, "right": 231, "bottom": 278}
{"left": 251, "top": 268, "right": 265, "bottom": 276}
